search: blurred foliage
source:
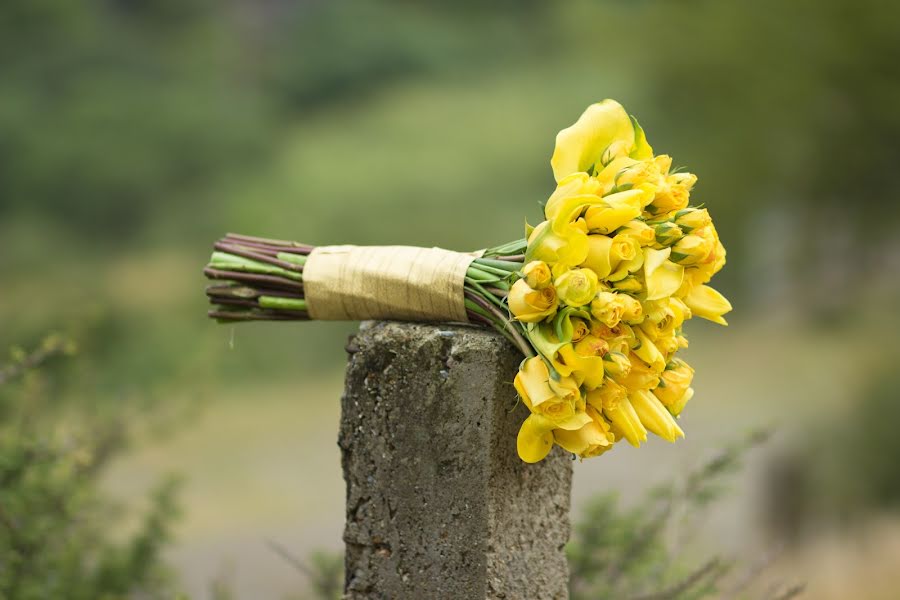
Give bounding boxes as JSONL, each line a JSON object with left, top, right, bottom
{"left": 0, "top": 335, "right": 181, "bottom": 599}
{"left": 568, "top": 430, "right": 804, "bottom": 600}
{"left": 765, "top": 366, "right": 900, "bottom": 542}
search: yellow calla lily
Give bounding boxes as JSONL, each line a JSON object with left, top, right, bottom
{"left": 644, "top": 247, "right": 685, "bottom": 301}
{"left": 633, "top": 327, "right": 666, "bottom": 373}
{"left": 525, "top": 220, "right": 589, "bottom": 269}
{"left": 684, "top": 284, "right": 732, "bottom": 325}
{"left": 581, "top": 234, "right": 614, "bottom": 279}
{"left": 551, "top": 99, "right": 638, "bottom": 181}
{"left": 583, "top": 188, "right": 649, "bottom": 234}
{"left": 517, "top": 414, "right": 555, "bottom": 463}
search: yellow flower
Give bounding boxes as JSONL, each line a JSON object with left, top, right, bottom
{"left": 644, "top": 247, "right": 685, "bottom": 301}
{"left": 612, "top": 275, "right": 643, "bottom": 294}
{"left": 553, "top": 405, "right": 615, "bottom": 458}
{"left": 571, "top": 318, "right": 590, "bottom": 342}
{"left": 683, "top": 284, "right": 732, "bottom": 326}
{"left": 551, "top": 99, "right": 652, "bottom": 182}
{"left": 673, "top": 207, "right": 711, "bottom": 233}
{"left": 544, "top": 172, "right": 602, "bottom": 221}
{"left": 630, "top": 389, "right": 684, "bottom": 442}
{"left": 653, "top": 358, "right": 694, "bottom": 407}
{"left": 583, "top": 188, "right": 650, "bottom": 234}
{"left": 560, "top": 334, "right": 607, "bottom": 389}
{"left": 587, "top": 380, "right": 648, "bottom": 447}
{"left": 607, "top": 234, "right": 644, "bottom": 281}
{"left": 508, "top": 278, "right": 559, "bottom": 323}
{"left": 668, "top": 387, "right": 694, "bottom": 417}
{"left": 618, "top": 219, "right": 657, "bottom": 246}
{"left": 619, "top": 294, "right": 643, "bottom": 323}
{"left": 653, "top": 221, "right": 684, "bottom": 247}
{"left": 671, "top": 231, "right": 714, "bottom": 266}
{"left": 602, "top": 350, "right": 631, "bottom": 380}
{"left": 521, "top": 260, "right": 552, "bottom": 289}
{"left": 515, "top": 357, "right": 591, "bottom": 428}
{"left": 581, "top": 234, "right": 614, "bottom": 279}
{"left": 650, "top": 172, "right": 697, "bottom": 213}
{"left": 526, "top": 220, "right": 589, "bottom": 269}
{"left": 590, "top": 291, "right": 625, "bottom": 328}
{"left": 615, "top": 352, "right": 658, "bottom": 391}
{"left": 555, "top": 268, "right": 599, "bottom": 307}
{"left": 516, "top": 414, "right": 555, "bottom": 463}
{"left": 633, "top": 327, "right": 666, "bottom": 373}
{"left": 591, "top": 322, "right": 636, "bottom": 355}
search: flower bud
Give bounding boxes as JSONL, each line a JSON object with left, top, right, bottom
{"left": 684, "top": 284, "right": 731, "bottom": 325}
{"left": 671, "top": 232, "right": 714, "bottom": 265}
{"left": 673, "top": 207, "right": 711, "bottom": 232}
{"left": 650, "top": 172, "right": 696, "bottom": 213}
{"left": 653, "top": 221, "right": 684, "bottom": 247}
{"left": 508, "top": 279, "right": 559, "bottom": 323}
{"left": 602, "top": 351, "right": 631, "bottom": 380}
{"left": 521, "top": 260, "right": 552, "bottom": 289}
{"left": 555, "top": 268, "right": 599, "bottom": 307}
{"left": 653, "top": 358, "right": 695, "bottom": 407}
{"left": 618, "top": 219, "right": 656, "bottom": 246}
{"left": 668, "top": 387, "right": 694, "bottom": 416}
{"left": 630, "top": 389, "right": 684, "bottom": 442}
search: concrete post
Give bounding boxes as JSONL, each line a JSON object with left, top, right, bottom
{"left": 339, "top": 321, "right": 572, "bottom": 600}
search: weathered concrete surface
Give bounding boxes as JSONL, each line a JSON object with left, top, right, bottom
{"left": 339, "top": 321, "right": 572, "bottom": 600}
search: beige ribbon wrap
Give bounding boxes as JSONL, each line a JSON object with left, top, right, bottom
{"left": 303, "top": 245, "right": 477, "bottom": 323}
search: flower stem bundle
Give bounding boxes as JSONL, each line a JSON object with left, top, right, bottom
{"left": 204, "top": 99, "right": 732, "bottom": 463}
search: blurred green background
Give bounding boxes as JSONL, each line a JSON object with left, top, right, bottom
{"left": 3, "top": 0, "right": 900, "bottom": 598}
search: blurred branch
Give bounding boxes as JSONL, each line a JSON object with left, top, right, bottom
{"left": 0, "top": 334, "right": 75, "bottom": 387}
{"left": 629, "top": 558, "right": 724, "bottom": 600}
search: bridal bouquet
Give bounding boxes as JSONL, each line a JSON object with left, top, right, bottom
{"left": 204, "top": 100, "right": 731, "bottom": 463}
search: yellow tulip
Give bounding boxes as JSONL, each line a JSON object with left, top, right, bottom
{"left": 508, "top": 279, "right": 558, "bottom": 323}
{"left": 684, "top": 284, "right": 732, "bottom": 325}
{"left": 550, "top": 99, "right": 649, "bottom": 181}
{"left": 553, "top": 406, "right": 615, "bottom": 458}
{"left": 555, "top": 268, "right": 599, "bottom": 307}
{"left": 521, "top": 260, "right": 552, "bottom": 289}
{"left": 653, "top": 358, "right": 694, "bottom": 407}
{"left": 644, "top": 247, "right": 685, "bottom": 301}
{"left": 630, "top": 389, "right": 684, "bottom": 442}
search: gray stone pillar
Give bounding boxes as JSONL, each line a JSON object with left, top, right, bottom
{"left": 339, "top": 321, "right": 572, "bottom": 600}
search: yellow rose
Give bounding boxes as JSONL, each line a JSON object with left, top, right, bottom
{"left": 515, "top": 357, "right": 593, "bottom": 463}
{"left": 653, "top": 221, "right": 684, "bottom": 247}
{"left": 521, "top": 260, "right": 552, "bottom": 289}
{"left": 550, "top": 99, "right": 653, "bottom": 182}
{"left": 619, "top": 294, "right": 643, "bottom": 323}
{"left": 508, "top": 279, "right": 558, "bottom": 323}
{"left": 614, "top": 352, "right": 658, "bottom": 391}
{"left": 590, "top": 291, "right": 625, "bottom": 328}
{"left": 653, "top": 358, "right": 694, "bottom": 407}
{"left": 590, "top": 322, "right": 636, "bottom": 354}
{"left": 650, "top": 172, "right": 696, "bottom": 213}
{"left": 671, "top": 232, "right": 715, "bottom": 266}
{"left": 630, "top": 389, "right": 684, "bottom": 443}
{"left": 555, "top": 268, "right": 599, "bottom": 307}
{"left": 608, "top": 234, "right": 644, "bottom": 281}
{"left": 571, "top": 318, "right": 590, "bottom": 342}
{"left": 553, "top": 405, "right": 616, "bottom": 458}
{"left": 673, "top": 207, "right": 711, "bottom": 232}
{"left": 618, "top": 219, "right": 657, "bottom": 246}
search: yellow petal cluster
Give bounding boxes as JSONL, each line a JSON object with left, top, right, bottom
{"left": 511, "top": 99, "right": 731, "bottom": 463}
